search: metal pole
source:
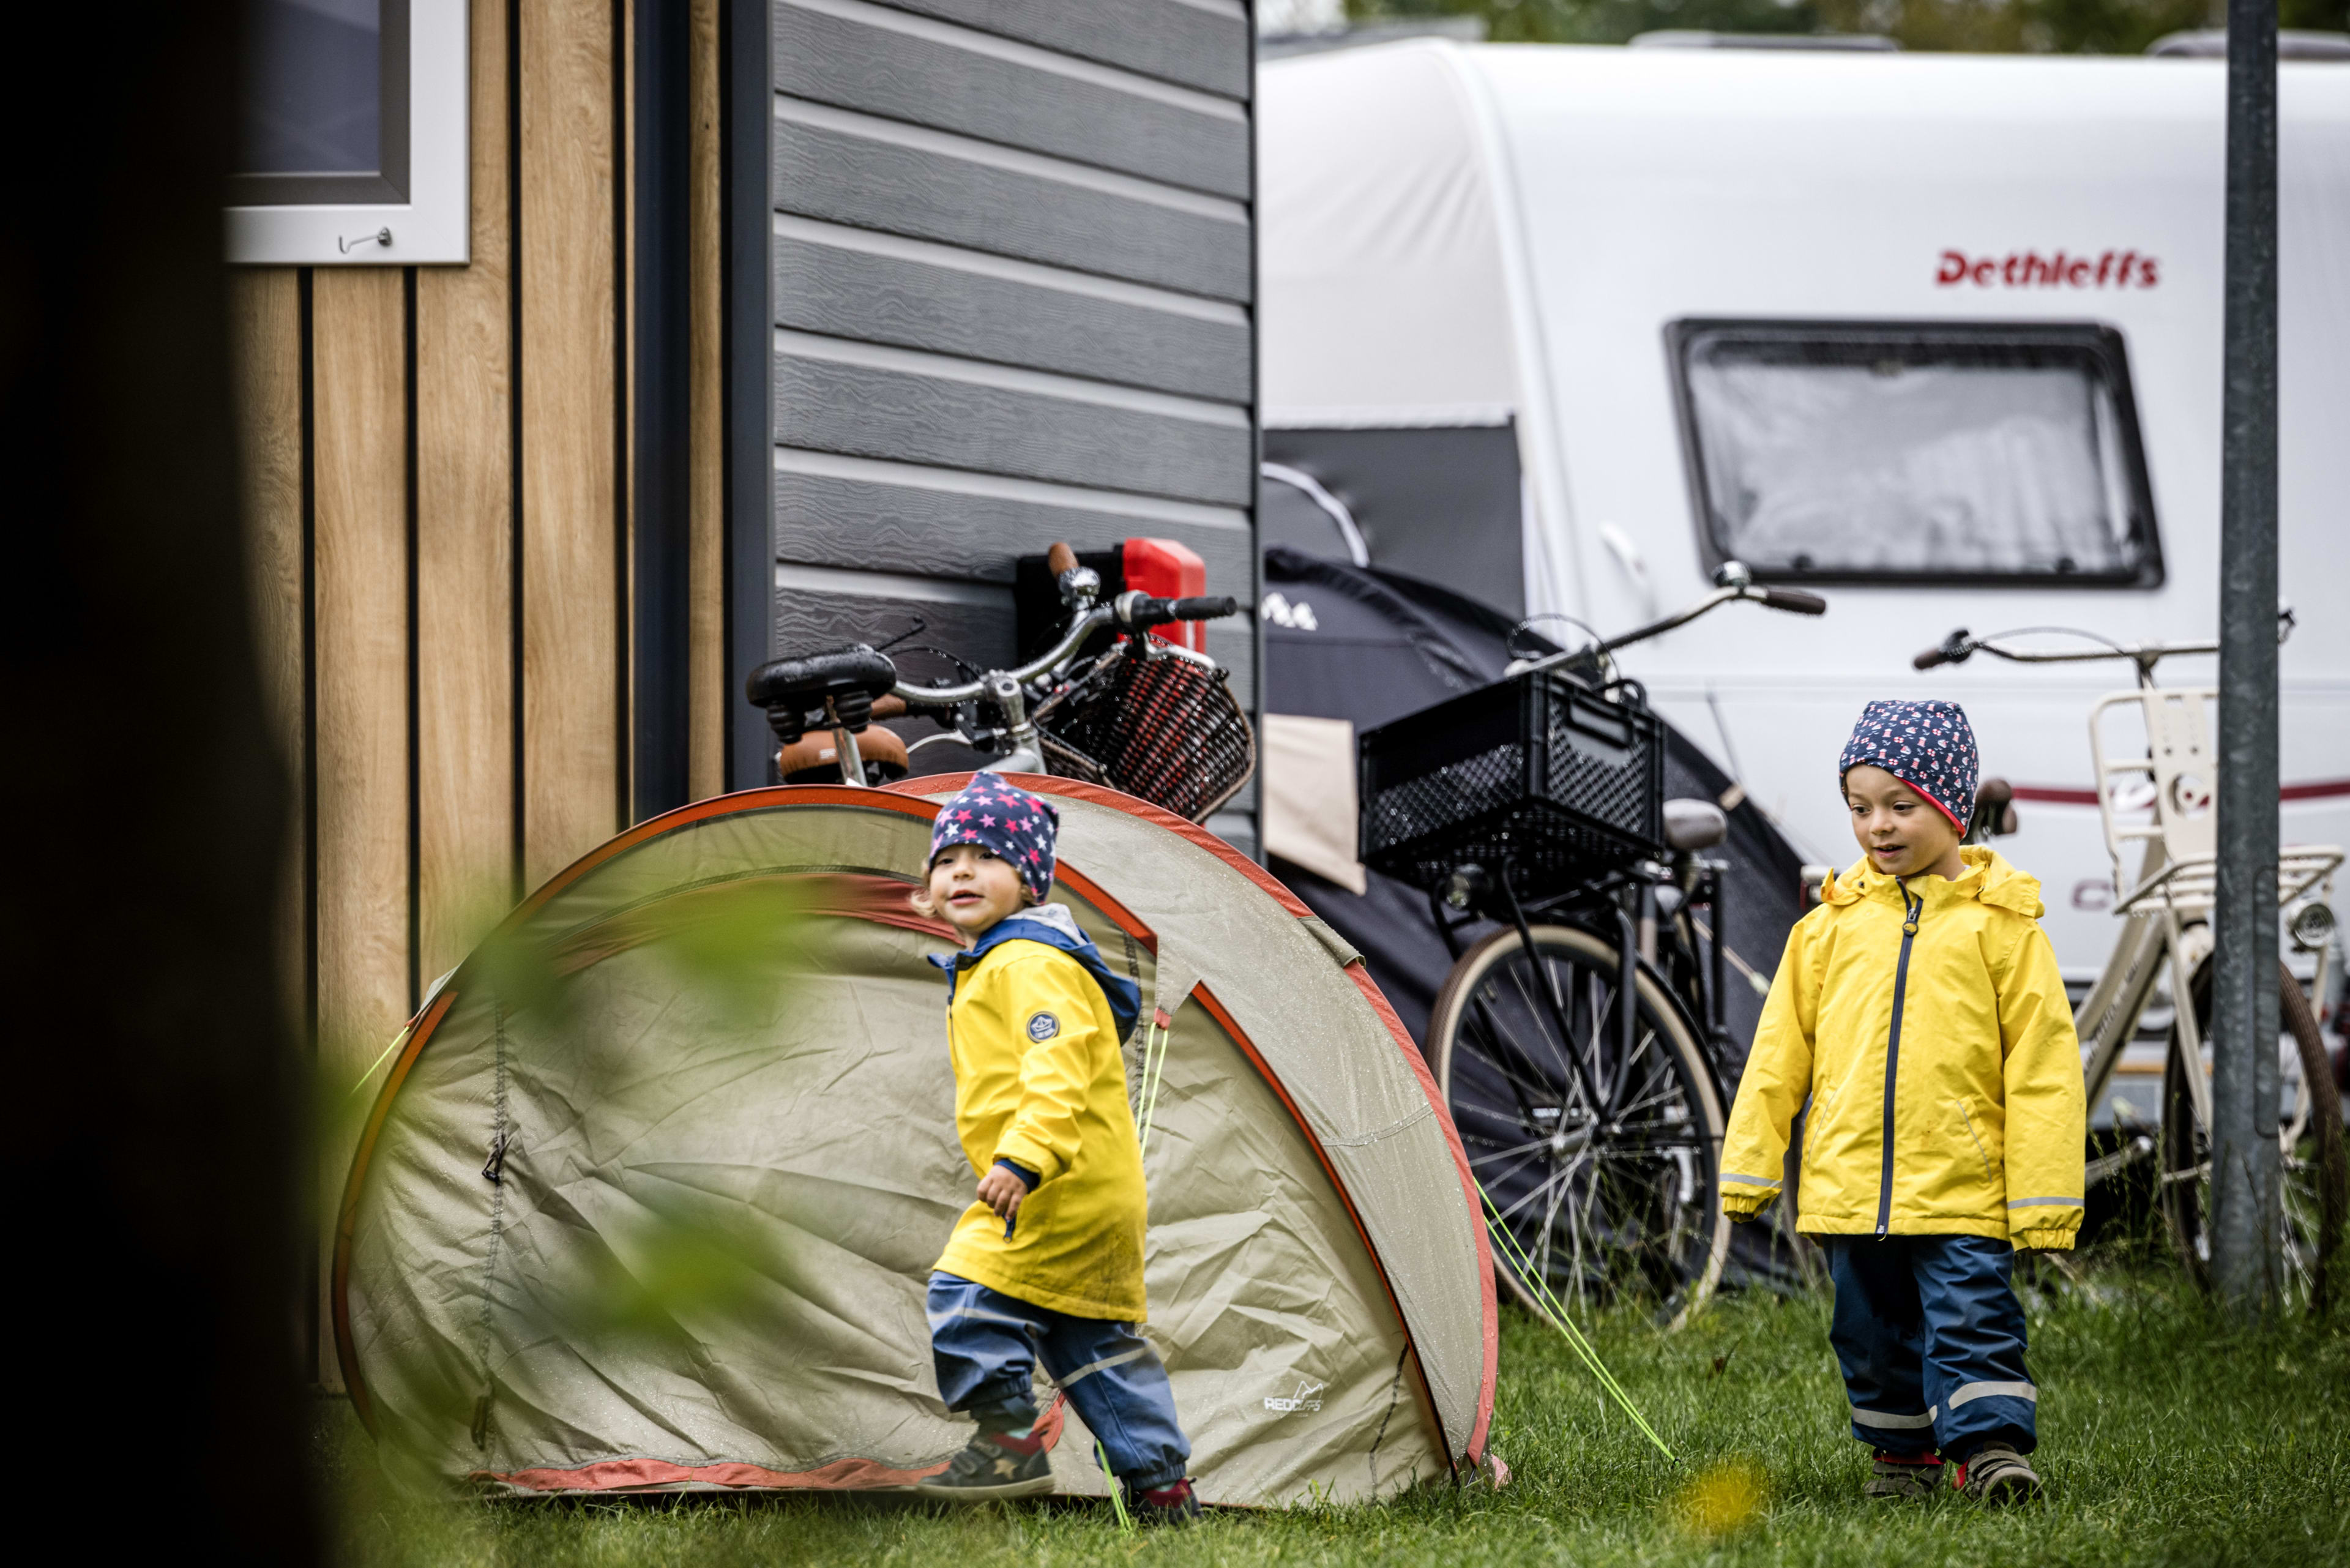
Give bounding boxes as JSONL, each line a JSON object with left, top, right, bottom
{"left": 2211, "top": 0, "right": 2283, "bottom": 1316}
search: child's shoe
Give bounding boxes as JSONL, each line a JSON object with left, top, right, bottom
{"left": 1863, "top": 1450, "right": 1943, "bottom": 1499}
{"left": 914, "top": 1430, "right": 1054, "bottom": 1501}
{"left": 1951, "top": 1443, "right": 2043, "bottom": 1504}
{"left": 1128, "top": 1477, "right": 1203, "bottom": 1525}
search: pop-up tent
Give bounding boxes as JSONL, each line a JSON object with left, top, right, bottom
{"left": 335, "top": 779, "right": 1497, "bottom": 1506}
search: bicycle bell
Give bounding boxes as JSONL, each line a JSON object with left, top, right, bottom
{"left": 2289, "top": 900, "right": 2336, "bottom": 954}
{"left": 1441, "top": 864, "right": 1491, "bottom": 913}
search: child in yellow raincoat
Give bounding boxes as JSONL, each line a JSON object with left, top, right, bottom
{"left": 1722, "top": 701, "right": 2085, "bottom": 1504}
{"left": 908, "top": 772, "right": 1198, "bottom": 1521}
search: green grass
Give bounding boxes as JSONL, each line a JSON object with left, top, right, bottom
{"left": 328, "top": 1263, "right": 2350, "bottom": 1567}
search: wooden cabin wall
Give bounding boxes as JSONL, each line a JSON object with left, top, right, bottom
{"left": 229, "top": 0, "right": 725, "bottom": 1387}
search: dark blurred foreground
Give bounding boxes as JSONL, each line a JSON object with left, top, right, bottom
{"left": 0, "top": 6, "right": 312, "bottom": 1561}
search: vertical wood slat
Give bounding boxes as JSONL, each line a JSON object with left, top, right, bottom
{"left": 520, "top": 0, "right": 621, "bottom": 886}
{"left": 310, "top": 267, "right": 411, "bottom": 1390}
{"left": 229, "top": 270, "right": 307, "bottom": 1041}
{"left": 415, "top": 0, "right": 517, "bottom": 982}
{"left": 687, "top": 0, "right": 725, "bottom": 801}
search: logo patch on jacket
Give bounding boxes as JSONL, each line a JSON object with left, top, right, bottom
{"left": 1026, "top": 1010, "right": 1060, "bottom": 1042}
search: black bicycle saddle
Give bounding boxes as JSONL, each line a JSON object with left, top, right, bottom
{"left": 745, "top": 644, "right": 898, "bottom": 744}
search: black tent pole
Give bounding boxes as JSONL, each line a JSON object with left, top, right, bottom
{"left": 2210, "top": 0, "right": 2283, "bottom": 1317}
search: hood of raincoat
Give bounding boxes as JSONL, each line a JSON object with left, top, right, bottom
{"left": 1720, "top": 847, "right": 2087, "bottom": 1245}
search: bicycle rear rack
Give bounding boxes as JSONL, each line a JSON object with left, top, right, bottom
{"left": 2089, "top": 685, "right": 2341, "bottom": 917}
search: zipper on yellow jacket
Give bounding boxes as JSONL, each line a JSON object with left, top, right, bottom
{"left": 1876, "top": 880, "right": 1923, "bottom": 1237}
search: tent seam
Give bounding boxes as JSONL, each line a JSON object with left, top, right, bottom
{"left": 1318, "top": 1102, "right": 1435, "bottom": 1148}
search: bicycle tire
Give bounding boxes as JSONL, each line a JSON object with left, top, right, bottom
{"left": 1429, "top": 923, "right": 1729, "bottom": 1331}
{"left": 2159, "top": 959, "right": 2346, "bottom": 1310}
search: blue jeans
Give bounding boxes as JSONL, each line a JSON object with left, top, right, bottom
{"left": 1826, "top": 1234, "right": 2037, "bottom": 1458}
{"left": 927, "top": 1272, "right": 1191, "bottom": 1491}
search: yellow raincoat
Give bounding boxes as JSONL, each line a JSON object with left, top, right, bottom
{"left": 1721, "top": 847, "right": 2086, "bottom": 1249}
{"left": 933, "top": 922, "right": 1147, "bottom": 1320}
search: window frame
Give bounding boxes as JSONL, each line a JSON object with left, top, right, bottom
{"left": 1663, "top": 318, "right": 2165, "bottom": 591}
{"left": 226, "top": 0, "right": 469, "bottom": 266}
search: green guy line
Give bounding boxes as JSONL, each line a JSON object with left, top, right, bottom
{"left": 1477, "top": 1177, "right": 1674, "bottom": 1460}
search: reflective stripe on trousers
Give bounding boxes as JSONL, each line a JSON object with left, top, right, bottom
{"left": 1826, "top": 1234, "right": 2037, "bottom": 1458}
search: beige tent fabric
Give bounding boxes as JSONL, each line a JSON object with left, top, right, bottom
{"left": 340, "top": 789, "right": 1490, "bottom": 1506}
{"left": 1263, "top": 714, "right": 1368, "bottom": 894}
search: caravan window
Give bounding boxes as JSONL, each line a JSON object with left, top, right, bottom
{"left": 1667, "top": 321, "right": 2162, "bottom": 588}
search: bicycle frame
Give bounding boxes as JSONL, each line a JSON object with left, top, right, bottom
{"left": 1918, "top": 618, "right": 2343, "bottom": 1178}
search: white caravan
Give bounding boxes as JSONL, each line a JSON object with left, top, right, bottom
{"left": 1259, "top": 40, "right": 2350, "bottom": 985}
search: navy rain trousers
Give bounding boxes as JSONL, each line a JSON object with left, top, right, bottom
{"left": 928, "top": 1272, "right": 1191, "bottom": 1491}
{"left": 1826, "top": 1234, "right": 2038, "bottom": 1458}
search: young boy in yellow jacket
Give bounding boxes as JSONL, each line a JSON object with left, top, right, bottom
{"left": 1722, "top": 701, "right": 2085, "bottom": 1504}
{"left": 909, "top": 773, "right": 1198, "bottom": 1521}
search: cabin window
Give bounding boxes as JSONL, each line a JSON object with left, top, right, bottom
{"left": 227, "top": 0, "right": 469, "bottom": 265}
{"left": 1666, "top": 321, "right": 2162, "bottom": 588}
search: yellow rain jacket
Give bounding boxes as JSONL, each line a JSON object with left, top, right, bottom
{"left": 932, "top": 906, "right": 1148, "bottom": 1320}
{"left": 1721, "top": 847, "right": 2086, "bottom": 1249}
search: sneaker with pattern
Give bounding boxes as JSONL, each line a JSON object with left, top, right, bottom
{"left": 1952, "top": 1442, "right": 2043, "bottom": 1504}
{"left": 1864, "top": 1450, "right": 1944, "bottom": 1499}
{"left": 914, "top": 1429, "right": 1054, "bottom": 1501}
{"left": 1128, "top": 1476, "right": 1201, "bottom": 1524}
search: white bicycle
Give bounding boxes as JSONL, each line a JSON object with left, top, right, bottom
{"left": 1917, "top": 622, "right": 2346, "bottom": 1308}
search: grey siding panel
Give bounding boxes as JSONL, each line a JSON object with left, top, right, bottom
{"left": 867, "top": 0, "right": 1248, "bottom": 99}
{"left": 774, "top": 582, "right": 1012, "bottom": 666}
{"left": 773, "top": 466, "right": 1251, "bottom": 590}
{"left": 761, "top": 0, "right": 1255, "bottom": 846}
{"left": 772, "top": 113, "right": 1250, "bottom": 301}
{"left": 773, "top": 353, "right": 1252, "bottom": 504}
{"left": 774, "top": 4, "right": 1248, "bottom": 198}
{"left": 772, "top": 234, "right": 1250, "bottom": 401}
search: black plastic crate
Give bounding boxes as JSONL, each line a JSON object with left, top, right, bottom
{"left": 1358, "top": 672, "right": 1666, "bottom": 895}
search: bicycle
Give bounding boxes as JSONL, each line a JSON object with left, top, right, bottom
{"left": 1357, "top": 562, "right": 1830, "bottom": 1328}
{"left": 1915, "top": 622, "right": 2347, "bottom": 1307}
{"left": 745, "top": 543, "right": 1251, "bottom": 821}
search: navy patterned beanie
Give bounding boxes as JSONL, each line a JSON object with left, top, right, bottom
{"left": 1839, "top": 700, "right": 1979, "bottom": 833}
{"left": 928, "top": 771, "right": 1059, "bottom": 903}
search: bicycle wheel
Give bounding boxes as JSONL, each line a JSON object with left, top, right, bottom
{"left": 1429, "top": 922, "right": 1729, "bottom": 1329}
{"left": 2159, "top": 959, "right": 2347, "bottom": 1309}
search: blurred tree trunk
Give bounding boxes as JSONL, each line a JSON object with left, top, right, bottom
{"left": 0, "top": 6, "right": 315, "bottom": 1560}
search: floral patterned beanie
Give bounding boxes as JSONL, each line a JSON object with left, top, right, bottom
{"left": 1838, "top": 700, "right": 1979, "bottom": 834}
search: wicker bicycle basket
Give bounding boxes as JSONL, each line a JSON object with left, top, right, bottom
{"left": 1357, "top": 670, "right": 1666, "bottom": 895}
{"left": 1034, "top": 638, "right": 1256, "bottom": 824}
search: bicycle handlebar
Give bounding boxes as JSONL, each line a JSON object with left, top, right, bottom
{"left": 1913, "top": 624, "right": 2239, "bottom": 686}
{"left": 1912, "top": 632, "right": 1969, "bottom": 671}
{"left": 751, "top": 540, "right": 1247, "bottom": 730}
{"left": 1511, "top": 563, "right": 1829, "bottom": 679}
{"left": 1128, "top": 594, "right": 1239, "bottom": 627}
{"left": 1760, "top": 587, "right": 1828, "bottom": 616}
{"left": 890, "top": 591, "right": 1237, "bottom": 707}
